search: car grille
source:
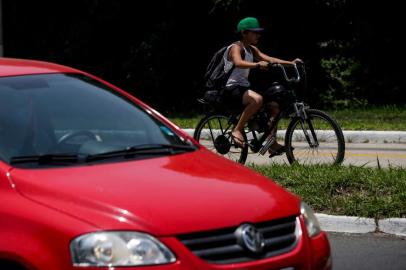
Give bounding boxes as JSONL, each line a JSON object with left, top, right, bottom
{"left": 177, "top": 216, "right": 300, "bottom": 264}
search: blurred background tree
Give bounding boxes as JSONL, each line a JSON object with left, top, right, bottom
{"left": 3, "top": 0, "right": 405, "bottom": 113}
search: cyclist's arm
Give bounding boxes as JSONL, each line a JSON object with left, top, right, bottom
{"left": 250, "top": 45, "right": 295, "bottom": 65}
{"left": 230, "top": 44, "right": 269, "bottom": 70}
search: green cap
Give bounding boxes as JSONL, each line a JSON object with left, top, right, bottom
{"left": 237, "top": 17, "right": 264, "bottom": 32}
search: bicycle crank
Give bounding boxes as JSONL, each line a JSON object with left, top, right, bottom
{"left": 214, "top": 135, "right": 231, "bottom": 154}
{"left": 258, "top": 137, "right": 276, "bottom": 155}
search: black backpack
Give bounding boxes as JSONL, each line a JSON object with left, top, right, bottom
{"left": 204, "top": 42, "right": 245, "bottom": 91}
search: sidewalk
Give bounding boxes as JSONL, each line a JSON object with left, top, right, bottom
{"left": 182, "top": 128, "right": 406, "bottom": 237}
{"left": 183, "top": 129, "right": 406, "bottom": 144}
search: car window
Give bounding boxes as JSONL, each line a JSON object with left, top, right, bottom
{"left": 0, "top": 73, "right": 193, "bottom": 166}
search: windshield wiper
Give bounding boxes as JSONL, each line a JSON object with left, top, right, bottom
{"left": 10, "top": 154, "right": 80, "bottom": 165}
{"left": 85, "top": 143, "right": 196, "bottom": 162}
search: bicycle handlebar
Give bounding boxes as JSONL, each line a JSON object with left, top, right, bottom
{"left": 270, "top": 63, "right": 301, "bottom": 83}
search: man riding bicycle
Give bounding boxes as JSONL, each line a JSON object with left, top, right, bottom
{"left": 223, "top": 16, "right": 302, "bottom": 157}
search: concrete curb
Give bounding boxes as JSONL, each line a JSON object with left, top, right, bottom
{"left": 379, "top": 218, "right": 406, "bottom": 237}
{"left": 183, "top": 129, "right": 406, "bottom": 144}
{"left": 316, "top": 214, "right": 376, "bottom": 234}
{"left": 343, "top": 130, "right": 406, "bottom": 144}
{"left": 316, "top": 213, "right": 406, "bottom": 237}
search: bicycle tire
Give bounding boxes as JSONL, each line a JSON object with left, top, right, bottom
{"left": 194, "top": 114, "right": 248, "bottom": 164}
{"left": 285, "top": 109, "right": 345, "bottom": 165}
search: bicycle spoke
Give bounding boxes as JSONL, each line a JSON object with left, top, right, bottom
{"left": 286, "top": 109, "right": 345, "bottom": 165}
{"left": 195, "top": 114, "right": 248, "bottom": 164}
{"left": 306, "top": 118, "right": 319, "bottom": 146}
{"left": 207, "top": 120, "right": 216, "bottom": 142}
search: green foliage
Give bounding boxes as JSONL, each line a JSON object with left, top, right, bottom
{"left": 319, "top": 40, "right": 366, "bottom": 109}
{"left": 4, "top": 1, "right": 405, "bottom": 113}
{"left": 209, "top": 0, "right": 243, "bottom": 14}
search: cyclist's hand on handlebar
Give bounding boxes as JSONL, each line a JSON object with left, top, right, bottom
{"left": 293, "top": 58, "right": 304, "bottom": 64}
{"left": 257, "top": 61, "right": 270, "bottom": 70}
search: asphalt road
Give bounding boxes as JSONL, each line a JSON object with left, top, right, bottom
{"left": 328, "top": 232, "right": 406, "bottom": 270}
{"left": 244, "top": 142, "right": 406, "bottom": 168}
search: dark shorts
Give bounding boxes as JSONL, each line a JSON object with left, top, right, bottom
{"left": 221, "top": 85, "right": 249, "bottom": 109}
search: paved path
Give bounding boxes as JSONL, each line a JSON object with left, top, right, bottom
{"left": 184, "top": 129, "right": 406, "bottom": 168}
{"left": 245, "top": 142, "right": 406, "bottom": 168}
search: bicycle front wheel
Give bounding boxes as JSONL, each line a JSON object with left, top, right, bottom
{"left": 194, "top": 114, "right": 248, "bottom": 164}
{"left": 285, "top": 109, "right": 345, "bottom": 165}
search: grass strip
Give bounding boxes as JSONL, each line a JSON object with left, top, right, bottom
{"left": 248, "top": 163, "right": 406, "bottom": 219}
{"left": 329, "top": 106, "right": 406, "bottom": 131}
{"left": 167, "top": 106, "right": 406, "bottom": 130}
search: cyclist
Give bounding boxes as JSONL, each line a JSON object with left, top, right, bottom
{"left": 223, "top": 16, "right": 301, "bottom": 156}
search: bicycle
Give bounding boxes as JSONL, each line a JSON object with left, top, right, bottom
{"left": 194, "top": 63, "right": 345, "bottom": 165}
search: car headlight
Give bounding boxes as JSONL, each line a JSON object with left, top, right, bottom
{"left": 300, "top": 202, "right": 322, "bottom": 238}
{"left": 70, "top": 231, "right": 176, "bottom": 267}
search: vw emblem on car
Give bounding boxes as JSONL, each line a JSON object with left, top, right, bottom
{"left": 235, "top": 224, "right": 265, "bottom": 254}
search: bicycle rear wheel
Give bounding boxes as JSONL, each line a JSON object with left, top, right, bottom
{"left": 285, "top": 109, "right": 345, "bottom": 165}
{"left": 194, "top": 114, "right": 248, "bottom": 164}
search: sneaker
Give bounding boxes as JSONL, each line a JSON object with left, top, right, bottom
{"left": 268, "top": 145, "right": 287, "bottom": 158}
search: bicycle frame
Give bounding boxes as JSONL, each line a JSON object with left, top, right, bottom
{"left": 247, "top": 63, "right": 305, "bottom": 155}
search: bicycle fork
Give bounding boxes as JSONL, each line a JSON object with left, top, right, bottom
{"left": 294, "top": 103, "right": 319, "bottom": 148}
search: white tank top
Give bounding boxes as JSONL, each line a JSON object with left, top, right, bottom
{"left": 224, "top": 44, "right": 254, "bottom": 87}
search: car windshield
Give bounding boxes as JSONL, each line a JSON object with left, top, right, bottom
{"left": 0, "top": 73, "right": 195, "bottom": 167}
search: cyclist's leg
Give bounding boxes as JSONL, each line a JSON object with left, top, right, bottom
{"left": 232, "top": 89, "right": 263, "bottom": 147}
{"left": 268, "top": 101, "right": 280, "bottom": 131}
{"left": 265, "top": 101, "right": 286, "bottom": 154}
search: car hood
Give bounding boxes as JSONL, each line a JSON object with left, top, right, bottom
{"left": 9, "top": 149, "right": 300, "bottom": 236}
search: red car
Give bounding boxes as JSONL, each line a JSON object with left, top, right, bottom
{"left": 0, "top": 58, "right": 331, "bottom": 270}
